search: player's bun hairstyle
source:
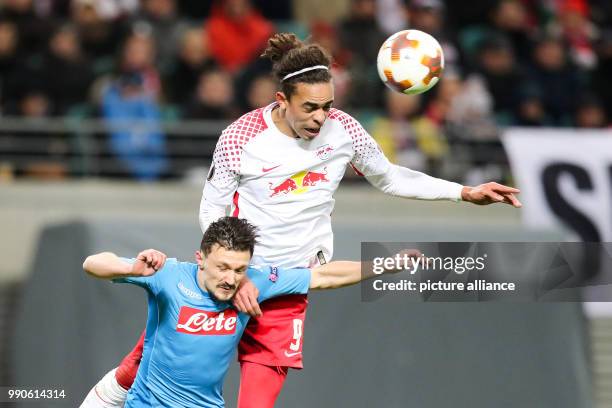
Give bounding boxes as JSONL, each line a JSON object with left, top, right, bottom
{"left": 261, "top": 33, "right": 332, "bottom": 99}
{"left": 201, "top": 217, "right": 258, "bottom": 256}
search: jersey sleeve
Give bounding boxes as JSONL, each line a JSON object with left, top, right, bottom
{"left": 329, "top": 109, "right": 391, "bottom": 177}
{"left": 112, "top": 258, "right": 178, "bottom": 295}
{"left": 249, "top": 266, "right": 311, "bottom": 302}
{"left": 200, "top": 133, "right": 241, "bottom": 233}
{"left": 199, "top": 108, "right": 267, "bottom": 233}
{"left": 329, "top": 109, "right": 463, "bottom": 201}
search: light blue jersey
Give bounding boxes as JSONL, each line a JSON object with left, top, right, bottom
{"left": 114, "top": 259, "right": 310, "bottom": 407}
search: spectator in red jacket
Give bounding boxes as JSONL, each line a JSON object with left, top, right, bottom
{"left": 205, "top": 0, "right": 273, "bottom": 74}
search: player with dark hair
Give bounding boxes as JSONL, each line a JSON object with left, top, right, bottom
{"left": 85, "top": 33, "right": 521, "bottom": 408}
{"left": 81, "top": 217, "right": 407, "bottom": 407}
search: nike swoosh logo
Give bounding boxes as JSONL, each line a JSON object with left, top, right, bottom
{"left": 284, "top": 350, "right": 302, "bottom": 357}
{"left": 262, "top": 165, "right": 281, "bottom": 173}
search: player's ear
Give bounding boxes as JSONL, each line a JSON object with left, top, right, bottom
{"left": 275, "top": 91, "right": 288, "bottom": 110}
{"left": 195, "top": 250, "right": 203, "bottom": 264}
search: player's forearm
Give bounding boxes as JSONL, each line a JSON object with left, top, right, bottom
{"left": 199, "top": 177, "right": 237, "bottom": 234}
{"left": 199, "top": 197, "right": 229, "bottom": 234}
{"left": 366, "top": 164, "right": 463, "bottom": 201}
{"left": 310, "top": 261, "right": 379, "bottom": 290}
{"left": 83, "top": 252, "right": 132, "bottom": 279}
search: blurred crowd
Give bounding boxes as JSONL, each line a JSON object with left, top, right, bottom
{"left": 0, "top": 0, "right": 611, "bottom": 180}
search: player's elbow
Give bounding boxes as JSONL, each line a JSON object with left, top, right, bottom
{"left": 379, "top": 183, "right": 398, "bottom": 196}
{"left": 198, "top": 202, "right": 209, "bottom": 233}
{"left": 367, "top": 173, "right": 398, "bottom": 196}
{"left": 82, "top": 253, "right": 105, "bottom": 277}
{"left": 82, "top": 256, "right": 94, "bottom": 276}
{"left": 199, "top": 201, "right": 228, "bottom": 234}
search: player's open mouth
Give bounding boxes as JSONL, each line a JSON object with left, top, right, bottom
{"left": 304, "top": 127, "right": 320, "bottom": 137}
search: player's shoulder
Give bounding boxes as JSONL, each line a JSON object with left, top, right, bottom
{"left": 157, "top": 259, "right": 196, "bottom": 278}
{"left": 327, "top": 108, "right": 360, "bottom": 126}
{"left": 247, "top": 264, "right": 286, "bottom": 290}
{"left": 247, "top": 265, "right": 309, "bottom": 287}
{"left": 246, "top": 264, "right": 271, "bottom": 283}
{"left": 327, "top": 108, "right": 367, "bottom": 139}
{"left": 219, "top": 107, "right": 268, "bottom": 147}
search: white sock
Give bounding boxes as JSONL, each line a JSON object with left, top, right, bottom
{"left": 80, "top": 368, "right": 128, "bottom": 408}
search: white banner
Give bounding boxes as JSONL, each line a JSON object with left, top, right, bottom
{"left": 502, "top": 128, "right": 612, "bottom": 242}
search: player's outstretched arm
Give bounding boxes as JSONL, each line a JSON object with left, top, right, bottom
{"left": 309, "top": 261, "right": 360, "bottom": 290}
{"left": 346, "top": 115, "right": 521, "bottom": 207}
{"left": 83, "top": 249, "right": 167, "bottom": 279}
{"left": 367, "top": 167, "right": 522, "bottom": 207}
{"left": 309, "top": 250, "right": 421, "bottom": 290}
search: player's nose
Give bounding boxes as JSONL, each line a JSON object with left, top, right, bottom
{"left": 224, "top": 272, "right": 237, "bottom": 286}
{"left": 313, "top": 110, "right": 325, "bottom": 126}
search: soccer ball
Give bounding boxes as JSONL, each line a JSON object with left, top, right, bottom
{"left": 377, "top": 29, "right": 444, "bottom": 95}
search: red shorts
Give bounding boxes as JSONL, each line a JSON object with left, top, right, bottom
{"left": 238, "top": 294, "right": 308, "bottom": 369}
{"left": 115, "top": 331, "right": 145, "bottom": 389}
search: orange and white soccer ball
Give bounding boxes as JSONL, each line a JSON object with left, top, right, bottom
{"left": 377, "top": 29, "right": 444, "bottom": 95}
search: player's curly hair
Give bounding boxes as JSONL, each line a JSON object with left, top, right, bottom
{"left": 261, "top": 32, "right": 332, "bottom": 99}
{"left": 201, "top": 217, "right": 258, "bottom": 256}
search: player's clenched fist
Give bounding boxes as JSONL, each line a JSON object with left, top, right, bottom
{"left": 83, "top": 250, "right": 166, "bottom": 280}
{"left": 134, "top": 249, "right": 167, "bottom": 276}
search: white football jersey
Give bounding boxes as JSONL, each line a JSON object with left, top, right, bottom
{"left": 202, "top": 103, "right": 390, "bottom": 268}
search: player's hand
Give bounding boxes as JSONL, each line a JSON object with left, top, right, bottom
{"left": 461, "top": 183, "right": 522, "bottom": 208}
{"left": 387, "top": 249, "right": 426, "bottom": 274}
{"left": 233, "top": 278, "right": 262, "bottom": 317}
{"left": 133, "top": 249, "right": 167, "bottom": 276}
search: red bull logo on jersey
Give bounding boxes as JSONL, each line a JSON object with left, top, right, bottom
{"left": 303, "top": 168, "right": 329, "bottom": 186}
{"left": 176, "top": 306, "right": 237, "bottom": 335}
{"left": 269, "top": 167, "right": 330, "bottom": 197}
{"left": 269, "top": 178, "right": 298, "bottom": 197}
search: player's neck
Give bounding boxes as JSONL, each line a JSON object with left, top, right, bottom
{"left": 271, "top": 105, "right": 299, "bottom": 139}
{"left": 196, "top": 269, "right": 209, "bottom": 294}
